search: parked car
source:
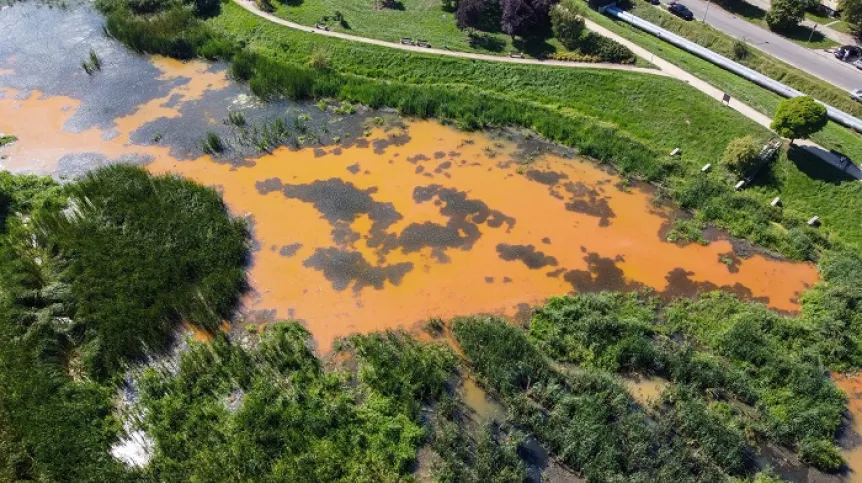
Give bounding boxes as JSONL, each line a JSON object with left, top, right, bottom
{"left": 668, "top": 2, "right": 694, "bottom": 20}
{"left": 835, "top": 45, "right": 862, "bottom": 61}
{"left": 851, "top": 89, "right": 862, "bottom": 103}
{"left": 829, "top": 149, "right": 853, "bottom": 169}
{"left": 855, "top": 59, "right": 862, "bottom": 70}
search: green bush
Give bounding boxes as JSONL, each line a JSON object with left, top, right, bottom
{"left": 799, "top": 438, "right": 844, "bottom": 472}
{"left": 771, "top": 96, "right": 828, "bottom": 144}
{"left": 731, "top": 38, "right": 748, "bottom": 60}
{"left": 550, "top": 0, "right": 586, "bottom": 50}
{"left": 578, "top": 32, "right": 636, "bottom": 63}
{"left": 721, "top": 135, "right": 761, "bottom": 176}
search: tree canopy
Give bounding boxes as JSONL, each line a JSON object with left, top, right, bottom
{"left": 770, "top": 96, "right": 828, "bottom": 143}
{"left": 841, "top": 0, "right": 862, "bottom": 39}
{"left": 766, "top": 0, "right": 806, "bottom": 31}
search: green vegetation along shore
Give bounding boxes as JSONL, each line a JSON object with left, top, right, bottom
{"left": 96, "top": 0, "right": 862, "bottom": 262}
{"left": 0, "top": 166, "right": 249, "bottom": 480}
{"left": 2, "top": 0, "right": 862, "bottom": 479}
{"left": 1, "top": 157, "right": 861, "bottom": 480}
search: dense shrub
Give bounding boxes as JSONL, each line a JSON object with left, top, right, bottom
{"left": 140, "top": 325, "right": 454, "bottom": 480}
{"left": 577, "top": 31, "right": 636, "bottom": 63}
{"left": 799, "top": 438, "right": 845, "bottom": 472}
{"left": 550, "top": 0, "right": 586, "bottom": 49}
{"left": 721, "top": 135, "right": 761, "bottom": 176}
{"left": 36, "top": 165, "right": 249, "bottom": 378}
{"left": 664, "top": 293, "right": 847, "bottom": 445}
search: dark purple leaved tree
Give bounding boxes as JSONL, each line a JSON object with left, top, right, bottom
{"left": 500, "top": 0, "right": 536, "bottom": 38}
{"left": 457, "top": 0, "right": 485, "bottom": 29}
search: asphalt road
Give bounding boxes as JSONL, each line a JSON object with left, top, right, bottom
{"left": 661, "top": 0, "right": 862, "bottom": 91}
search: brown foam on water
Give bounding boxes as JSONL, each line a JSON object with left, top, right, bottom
{"left": 0, "top": 57, "right": 228, "bottom": 173}
{"left": 146, "top": 120, "right": 818, "bottom": 351}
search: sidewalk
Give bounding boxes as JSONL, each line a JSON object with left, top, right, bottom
{"left": 585, "top": 18, "right": 858, "bottom": 175}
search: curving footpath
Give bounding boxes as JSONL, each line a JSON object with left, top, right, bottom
{"left": 234, "top": 0, "right": 855, "bottom": 174}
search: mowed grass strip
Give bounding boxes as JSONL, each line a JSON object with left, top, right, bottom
{"left": 212, "top": 1, "right": 767, "bottom": 171}
{"left": 580, "top": 3, "right": 862, "bottom": 161}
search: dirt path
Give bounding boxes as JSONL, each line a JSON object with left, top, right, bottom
{"left": 235, "top": 0, "right": 855, "bottom": 173}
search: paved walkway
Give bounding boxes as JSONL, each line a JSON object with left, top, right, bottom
{"left": 235, "top": 0, "right": 856, "bottom": 175}
{"left": 586, "top": 18, "right": 854, "bottom": 173}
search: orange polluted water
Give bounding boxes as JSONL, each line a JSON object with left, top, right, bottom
{"left": 0, "top": 56, "right": 818, "bottom": 352}
{"left": 146, "top": 121, "right": 818, "bottom": 351}
{"left": 833, "top": 374, "right": 862, "bottom": 479}
{"left": 0, "top": 57, "right": 229, "bottom": 173}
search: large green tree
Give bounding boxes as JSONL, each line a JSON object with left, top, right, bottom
{"left": 770, "top": 96, "right": 828, "bottom": 144}
{"left": 766, "top": 0, "right": 806, "bottom": 31}
{"left": 842, "top": 0, "right": 862, "bottom": 38}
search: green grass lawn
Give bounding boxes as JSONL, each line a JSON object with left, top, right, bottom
{"left": 212, "top": 1, "right": 767, "bottom": 170}
{"left": 804, "top": 10, "right": 853, "bottom": 36}
{"left": 750, "top": 147, "right": 862, "bottom": 249}
{"left": 587, "top": 4, "right": 862, "bottom": 160}
{"left": 828, "top": 19, "right": 855, "bottom": 35}
{"left": 270, "top": 0, "right": 564, "bottom": 56}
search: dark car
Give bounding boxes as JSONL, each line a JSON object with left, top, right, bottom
{"left": 668, "top": 2, "right": 694, "bottom": 20}
{"left": 835, "top": 45, "right": 862, "bottom": 61}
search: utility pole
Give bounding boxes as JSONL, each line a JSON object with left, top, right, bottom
{"left": 807, "top": 24, "right": 818, "bottom": 43}
{"left": 703, "top": 0, "right": 712, "bottom": 21}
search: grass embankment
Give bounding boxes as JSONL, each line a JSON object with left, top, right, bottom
{"left": 0, "top": 166, "right": 249, "bottom": 480}
{"left": 96, "top": 0, "right": 862, "bottom": 256}
{"left": 214, "top": 2, "right": 862, "bottom": 254}
{"left": 271, "top": 0, "right": 524, "bottom": 55}
{"left": 586, "top": 3, "right": 862, "bottom": 160}
{"left": 625, "top": 3, "right": 859, "bottom": 117}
